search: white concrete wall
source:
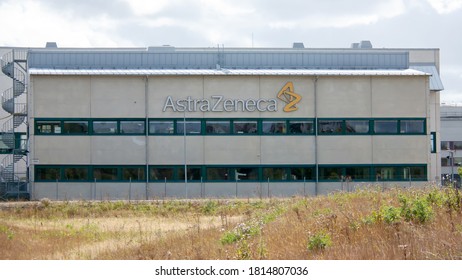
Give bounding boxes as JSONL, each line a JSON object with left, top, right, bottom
{"left": 29, "top": 74, "right": 434, "bottom": 199}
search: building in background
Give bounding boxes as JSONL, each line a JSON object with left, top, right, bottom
{"left": 440, "top": 104, "right": 462, "bottom": 187}
{"left": 1, "top": 41, "right": 444, "bottom": 200}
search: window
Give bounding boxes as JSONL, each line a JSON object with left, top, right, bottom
{"left": 455, "top": 157, "right": 462, "bottom": 166}
{"left": 409, "top": 166, "right": 426, "bottom": 180}
{"left": 400, "top": 120, "right": 424, "bottom": 134}
{"left": 431, "top": 132, "right": 437, "bottom": 153}
{"left": 93, "top": 121, "right": 117, "bottom": 134}
{"left": 233, "top": 167, "right": 259, "bottom": 181}
{"left": 441, "top": 158, "right": 450, "bottom": 167}
{"left": 345, "top": 167, "right": 370, "bottom": 181}
{"left": 149, "top": 120, "right": 174, "bottom": 134}
{"left": 319, "top": 167, "right": 342, "bottom": 180}
{"left": 120, "top": 121, "right": 145, "bottom": 134}
{"left": 36, "top": 121, "right": 61, "bottom": 134}
{"left": 290, "top": 167, "right": 314, "bottom": 181}
{"left": 206, "top": 167, "right": 229, "bottom": 181}
{"left": 150, "top": 167, "right": 174, "bottom": 181}
{"left": 36, "top": 167, "right": 60, "bottom": 180}
{"left": 64, "top": 167, "right": 88, "bottom": 181}
{"left": 262, "top": 167, "right": 287, "bottom": 180}
{"left": 122, "top": 167, "right": 146, "bottom": 181}
{"left": 403, "top": 166, "right": 426, "bottom": 180}
{"left": 441, "top": 141, "right": 452, "bottom": 150}
{"left": 374, "top": 120, "right": 398, "bottom": 134}
{"left": 375, "top": 167, "right": 398, "bottom": 180}
{"left": 262, "top": 121, "right": 286, "bottom": 134}
{"left": 454, "top": 141, "right": 462, "bottom": 150}
{"left": 93, "top": 167, "right": 118, "bottom": 181}
{"left": 179, "top": 167, "right": 202, "bottom": 181}
{"left": 177, "top": 120, "right": 201, "bottom": 134}
{"left": 233, "top": 121, "right": 257, "bottom": 134}
{"left": 346, "top": 120, "right": 369, "bottom": 134}
{"left": 288, "top": 120, "right": 314, "bottom": 134}
{"left": 318, "top": 120, "right": 343, "bottom": 134}
{"left": 63, "top": 121, "right": 88, "bottom": 134}
{"left": 205, "top": 120, "right": 230, "bottom": 134}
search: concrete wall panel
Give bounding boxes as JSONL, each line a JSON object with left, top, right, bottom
{"left": 33, "top": 76, "right": 91, "bottom": 118}
{"left": 317, "top": 77, "right": 371, "bottom": 118}
{"left": 90, "top": 76, "right": 146, "bottom": 118}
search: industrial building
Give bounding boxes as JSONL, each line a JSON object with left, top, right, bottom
{"left": 1, "top": 41, "right": 444, "bottom": 200}
{"left": 440, "top": 104, "right": 462, "bottom": 187}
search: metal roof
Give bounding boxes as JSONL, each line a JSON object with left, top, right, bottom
{"left": 409, "top": 64, "right": 444, "bottom": 91}
{"left": 28, "top": 49, "right": 409, "bottom": 70}
{"left": 29, "top": 68, "right": 428, "bottom": 76}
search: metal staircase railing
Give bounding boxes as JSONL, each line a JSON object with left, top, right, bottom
{"left": 0, "top": 49, "right": 29, "bottom": 200}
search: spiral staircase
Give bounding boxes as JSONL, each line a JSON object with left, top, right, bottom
{"left": 0, "top": 50, "right": 29, "bottom": 200}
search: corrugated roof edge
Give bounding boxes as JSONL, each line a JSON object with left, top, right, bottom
{"left": 28, "top": 68, "right": 429, "bottom": 76}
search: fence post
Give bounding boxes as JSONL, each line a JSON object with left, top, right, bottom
{"left": 56, "top": 178, "right": 59, "bottom": 200}
{"left": 164, "top": 177, "right": 167, "bottom": 200}
{"left": 129, "top": 177, "right": 132, "bottom": 202}
{"left": 267, "top": 177, "right": 270, "bottom": 198}
{"left": 303, "top": 177, "right": 306, "bottom": 197}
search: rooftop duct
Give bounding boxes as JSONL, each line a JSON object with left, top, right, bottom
{"left": 45, "top": 42, "right": 58, "bottom": 48}
{"left": 292, "top": 42, "right": 305, "bottom": 49}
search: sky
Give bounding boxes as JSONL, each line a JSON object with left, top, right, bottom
{"left": 0, "top": 0, "right": 461, "bottom": 104}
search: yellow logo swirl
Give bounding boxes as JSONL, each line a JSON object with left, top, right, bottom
{"left": 277, "top": 82, "right": 301, "bottom": 112}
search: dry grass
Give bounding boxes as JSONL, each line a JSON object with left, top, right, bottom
{"left": 1, "top": 186, "right": 462, "bottom": 260}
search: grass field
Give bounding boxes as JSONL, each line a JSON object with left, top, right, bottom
{"left": 1, "top": 185, "right": 462, "bottom": 260}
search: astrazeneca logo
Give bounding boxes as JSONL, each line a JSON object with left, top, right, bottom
{"left": 162, "top": 82, "right": 301, "bottom": 113}
{"left": 277, "top": 82, "right": 302, "bottom": 112}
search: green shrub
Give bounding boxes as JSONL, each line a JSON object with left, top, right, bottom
{"left": 380, "top": 205, "right": 402, "bottom": 224}
{"left": 307, "top": 231, "right": 332, "bottom": 251}
{"left": 400, "top": 195, "right": 433, "bottom": 224}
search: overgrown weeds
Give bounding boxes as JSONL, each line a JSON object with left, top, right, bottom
{"left": 1, "top": 186, "right": 462, "bottom": 259}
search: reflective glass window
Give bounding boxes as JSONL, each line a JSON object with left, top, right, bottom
{"left": 374, "top": 120, "right": 398, "bottom": 134}
{"left": 288, "top": 120, "right": 314, "bottom": 134}
{"left": 205, "top": 120, "right": 230, "bottom": 134}
{"left": 400, "top": 120, "right": 424, "bottom": 134}
{"left": 63, "top": 121, "right": 88, "bottom": 134}
{"left": 93, "top": 167, "right": 118, "bottom": 181}
{"left": 318, "top": 120, "right": 343, "bottom": 134}
{"left": 120, "top": 121, "right": 145, "bottom": 134}
{"left": 346, "top": 120, "right": 369, "bottom": 134}
{"left": 177, "top": 121, "right": 201, "bottom": 134}
{"left": 233, "top": 121, "right": 257, "bottom": 134}
{"left": 64, "top": 167, "right": 88, "bottom": 181}
{"left": 262, "top": 121, "right": 286, "bottom": 134}
{"left": 93, "top": 121, "right": 117, "bottom": 134}
{"left": 149, "top": 120, "right": 174, "bottom": 134}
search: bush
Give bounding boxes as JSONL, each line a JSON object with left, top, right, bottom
{"left": 400, "top": 195, "right": 433, "bottom": 224}
{"left": 307, "top": 231, "right": 332, "bottom": 251}
{"left": 380, "top": 205, "right": 402, "bottom": 225}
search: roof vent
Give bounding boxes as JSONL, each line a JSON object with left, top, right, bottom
{"left": 45, "top": 42, "right": 58, "bottom": 48}
{"left": 351, "top": 41, "right": 373, "bottom": 49}
{"left": 147, "top": 45, "right": 175, "bottom": 52}
{"left": 359, "top": 40, "right": 372, "bottom": 48}
{"left": 292, "top": 42, "right": 305, "bottom": 49}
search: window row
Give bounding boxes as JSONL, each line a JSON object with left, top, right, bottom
{"left": 35, "top": 118, "right": 426, "bottom": 136}
{"left": 318, "top": 119, "right": 425, "bottom": 134}
{"left": 441, "top": 141, "right": 462, "bottom": 151}
{"left": 441, "top": 157, "right": 462, "bottom": 167}
{"left": 35, "top": 165, "right": 427, "bottom": 182}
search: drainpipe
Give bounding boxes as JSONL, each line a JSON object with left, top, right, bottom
{"left": 145, "top": 76, "right": 149, "bottom": 200}
{"left": 314, "top": 76, "right": 319, "bottom": 196}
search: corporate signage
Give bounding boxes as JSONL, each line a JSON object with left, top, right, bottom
{"left": 163, "top": 82, "right": 301, "bottom": 113}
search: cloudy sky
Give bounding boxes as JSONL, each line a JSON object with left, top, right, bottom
{"left": 0, "top": 0, "right": 461, "bottom": 103}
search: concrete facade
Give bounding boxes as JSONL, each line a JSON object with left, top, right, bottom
{"left": 1, "top": 45, "right": 443, "bottom": 200}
